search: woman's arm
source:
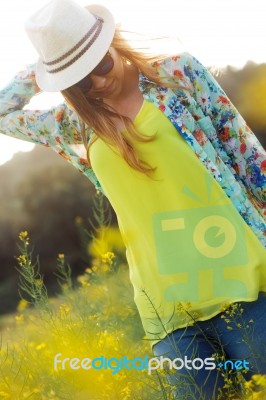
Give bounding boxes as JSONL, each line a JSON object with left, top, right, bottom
{"left": 0, "top": 64, "right": 103, "bottom": 192}
{"left": 0, "top": 64, "right": 65, "bottom": 146}
{"left": 159, "top": 52, "right": 266, "bottom": 203}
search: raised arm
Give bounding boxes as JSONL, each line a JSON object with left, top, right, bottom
{"left": 0, "top": 65, "right": 103, "bottom": 192}
{"left": 0, "top": 64, "right": 64, "bottom": 146}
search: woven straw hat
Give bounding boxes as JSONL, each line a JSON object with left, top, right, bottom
{"left": 24, "top": 0, "right": 115, "bottom": 91}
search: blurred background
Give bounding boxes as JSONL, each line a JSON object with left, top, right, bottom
{"left": 0, "top": 0, "right": 265, "bottom": 314}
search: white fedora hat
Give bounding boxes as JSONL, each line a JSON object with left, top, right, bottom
{"left": 24, "top": 0, "right": 115, "bottom": 92}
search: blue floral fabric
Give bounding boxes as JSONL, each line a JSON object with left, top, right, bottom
{"left": 0, "top": 53, "right": 265, "bottom": 246}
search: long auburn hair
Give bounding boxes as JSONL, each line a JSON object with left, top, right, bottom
{"left": 61, "top": 27, "right": 180, "bottom": 175}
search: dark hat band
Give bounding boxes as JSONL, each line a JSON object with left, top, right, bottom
{"left": 43, "top": 16, "right": 104, "bottom": 74}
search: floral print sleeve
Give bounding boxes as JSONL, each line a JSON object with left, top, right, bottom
{"left": 0, "top": 65, "right": 50, "bottom": 145}
{"left": 0, "top": 64, "right": 103, "bottom": 192}
{"left": 160, "top": 53, "right": 266, "bottom": 204}
{"left": 0, "top": 65, "right": 82, "bottom": 148}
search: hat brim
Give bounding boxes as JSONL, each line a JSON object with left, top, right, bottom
{"left": 36, "top": 4, "right": 115, "bottom": 92}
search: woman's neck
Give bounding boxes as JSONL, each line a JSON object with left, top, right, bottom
{"left": 104, "top": 63, "right": 142, "bottom": 111}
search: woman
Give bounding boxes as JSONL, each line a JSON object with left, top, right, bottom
{"left": 1, "top": 0, "right": 266, "bottom": 398}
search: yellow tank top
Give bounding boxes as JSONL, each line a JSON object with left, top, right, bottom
{"left": 89, "top": 100, "right": 266, "bottom": 347}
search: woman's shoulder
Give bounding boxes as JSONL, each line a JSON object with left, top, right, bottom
{"left": 150, "top": 52, "right": 214, "bottom": 91}
{"left": 152, "top": 52, "right": 195, "bottom": 69}
{"left": 148, "top": 52, "right": 198, "bottom": 88}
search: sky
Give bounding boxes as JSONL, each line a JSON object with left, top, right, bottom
{"left": 0, "top": 0, "right": 265, "bottom": 165}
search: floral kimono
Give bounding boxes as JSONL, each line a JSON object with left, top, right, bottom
{"left": 0, "top": 52, "right": 265, "bottom": 247}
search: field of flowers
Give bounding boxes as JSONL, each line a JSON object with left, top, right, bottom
{"left": 0, "top": 231, "right": 167, "bottom": 400}
{"left": 0, "top": 194, "right": 265, "bottom": 400}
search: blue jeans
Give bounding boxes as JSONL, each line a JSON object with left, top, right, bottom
{"left": 152, "top": 293, "right": 266, "bottom": 400}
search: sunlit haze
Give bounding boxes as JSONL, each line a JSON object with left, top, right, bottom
{"left": 0, "top": 0, "right": 265, "bottom": 165}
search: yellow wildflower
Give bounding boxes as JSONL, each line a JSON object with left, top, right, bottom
{"left": 176, "top": 301, "right": 192, "bottom": 315}
{"left": 244, "top": 380, "right": 254, "bottom": 390}
{"left": 17, "top": 299, "right": 29, "bottom": 312}
{"left": 59, "top": 303, "right": 71, "bottom": 314}
{"left": 101, "top": 251, "right": 115, "bottom": 264}
{"left": 19, "top": 231, "right": 28, "bottom": 240}
{"left": 15, "top": 314, "right": 24, "bottom": 323}
{"left": 35, "top": 342, "right": 46, "bottom": 351}
{"left": 219, "top": 302, "right": 231, "bottom": 312}
{"left": 252, "top": 374, "right": 266, "bottom": 387}
{"left": 17, "top": 254, "right": 27, "bottom": 266}
{"left": 77, "top": 274, "right": 90, "bottom": 287}
{"left": 88, "top": 226, "right": 124, "bottom": 258}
